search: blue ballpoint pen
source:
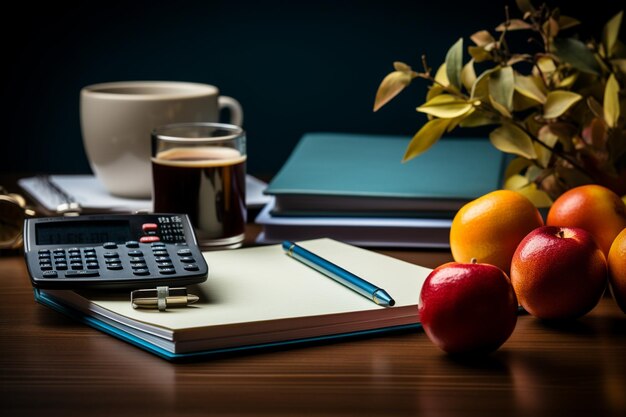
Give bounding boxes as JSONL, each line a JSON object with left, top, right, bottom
{"left": 282, "top": 241, "right": 395, "bottom": 307}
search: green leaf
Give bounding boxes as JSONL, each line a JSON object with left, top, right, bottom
{"left": 489, "top": 123, "right": 537, "bottom": 159}
{"left": 543, "top": 91, "right": 582, "bottom": 118}
{"left": 373, "top": 70, "right": 414, "bottom": 112}
{"left": 553, "top": 38, "right": 601, "bottom": 75}
{"left": 514, "top": 73, "right": 546, "bottom": 104}
{"left": 603, "top": 11, "right": 623, "bottom": 57}
{"left": 461, "top": 59, "right": 476, "bottom": 92}
{"left": 403, "top": 118, "right": 451, "bottom": 162}
{"left": 489, "top": 66, "right": 514, "bottom": 111}
{"left": 445, "top": 38, "right": 463, "bottom": 90}
{"left": 417, "top": 95, "right": 473, "bottom": 118}
{"left": 604, "top": 73, "right": 620, "bottom": 128}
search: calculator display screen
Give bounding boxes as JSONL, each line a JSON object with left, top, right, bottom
{"left": 36, "top": 221, "right": 132, "bottom": 245}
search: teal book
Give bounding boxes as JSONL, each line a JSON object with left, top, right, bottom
{"left": 265, "top": 133, "right": 506, "bottom": 217}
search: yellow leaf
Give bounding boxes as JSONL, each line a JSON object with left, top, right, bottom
{"left": 434, "top": 63, "right": 449, "bottom": 87}
{"left": 504, "top": 157, "right": 532, "bottom": 180}
{"left": 515, "top": 0, "right": 534, "bottom": 14}
{"left": 468, "top": 46, "right": 492, "bottom": 63}
{"left": 558, "top": 16, "right": 581, "bottom": 30}
{"left": 496, "top": 19, "right": 533, "bottom": 32}
{"left": 446, "top": 108, "right": 475, "bottom": 132}
{"left": 557, "top": 73, "right": 578, "bottom": 88}
{"left": 426, "top": 84, "right": 445, "bottom": 101}
{"left": 604, "top": 73, "right": 620, "bottom": 128}
{"left": 514, "top": 73, "right": 546, "bottom": 104}
{"left": 417, "top": 95, "right": 473, "bottom": 118}
{"left": 373, "top": 71, "right": 413, "bottom": 112}
{"left": 504, "top": 174, "right": 529, "bottom": 190}
{"left": 489, "top": 95, "right": 512, "bottom": 118}
{"left": 516, "top": 184, "right": 554, "bottom": 208}
{"left": 489, "top": 123, "right": 538, "bottom": 159}
{"left": 459, "top": 110, "right": 499, "bottom": 128}
{"left": 471, "top": 68, "right": 496, "bottom": 99}
{"left": 612, "top": 59, "right": 626, "bottom": 73}
{"left": 461, "top": 59, "right": 476, "bottom": 92}
{"left": 403, "top": 118, "right": 451, "bottom": 162}
{"left": 393, "top": 61, "right": 412, "bottom": 72}
{"left": 513, "top": 92, "right": 542, "bottom": 111}
{"left": 542, "top": 17, "right": 560, "bottom": 38}
{"left": 489, "top": 66, "right": 514, "bottom": 111}
{"left": 603, "top": 11, "right": 624, "bottom": 57}
{"left": 470, "top": 30, "right": 495, "bottom": 47}
{"left": 543, "top": 91, "right": 582, "bottom": 119}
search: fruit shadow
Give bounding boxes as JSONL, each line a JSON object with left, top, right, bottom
{"left": 535, "top": 314, "right": 626, "bottom": 338}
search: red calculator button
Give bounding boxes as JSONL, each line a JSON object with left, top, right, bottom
{"left": 142, "top": 223, "right": 158, "bottom": 232}
{"left": 140, "top": 236, "right": 161, "bottom": 243}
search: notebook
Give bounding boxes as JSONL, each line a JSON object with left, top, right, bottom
{"left": 265, "top": 133, "right": 506, "bottom": 217}
{"left": 34, "top": 238, "right": 431, "bottom": 360}
{"left": 255, "top": 200, "right": 451, "bottom": 248}
{"left": 18, "top": 174, "right": 271, "bottom": 214}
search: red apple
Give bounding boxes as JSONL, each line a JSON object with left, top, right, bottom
{"left": 510, "top": 226, "right": 607, "bottom": 320}
{"left": 419, "top": 261, "right": 518, "bottom": 355}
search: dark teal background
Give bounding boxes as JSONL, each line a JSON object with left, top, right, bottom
{"left": 2, "top": 0, "right": 620, "bottom": 177}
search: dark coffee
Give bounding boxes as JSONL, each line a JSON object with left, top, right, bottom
{"left": 152, "top": 147, "right": 246, "bottom": 246}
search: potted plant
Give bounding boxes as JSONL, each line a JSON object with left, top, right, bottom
{"left": 374, "top": 0, "right": 625, "bottom": 206}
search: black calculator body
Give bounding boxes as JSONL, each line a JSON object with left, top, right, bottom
{"left": 24, "top": 214, "right": 208, "bottom": 289}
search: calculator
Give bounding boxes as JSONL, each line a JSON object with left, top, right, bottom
{"left": 23, "top": 214, "right": 209, "bottom": 289}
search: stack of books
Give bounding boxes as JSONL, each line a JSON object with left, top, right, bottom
{"left": 256, "top": 133, "right": 506, "bottom": 248}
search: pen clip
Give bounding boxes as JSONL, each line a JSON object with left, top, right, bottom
{"left": 131, "top": 286, "right": 198, "bottom": 311}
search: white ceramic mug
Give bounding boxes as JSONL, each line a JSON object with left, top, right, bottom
{"left": 80, "top": 81, "right": 243, "bottom": 198}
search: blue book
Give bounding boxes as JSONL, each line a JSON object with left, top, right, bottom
{"left": 265, "top": 133, "right": 506, "bottom": 217}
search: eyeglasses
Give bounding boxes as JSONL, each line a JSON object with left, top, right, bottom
{"left": 0, "top": 187, "right": 36, "bottom": 250}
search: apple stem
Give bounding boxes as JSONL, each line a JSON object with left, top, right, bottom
{"left": 471, "top": 258, "right": 477, "bottom": 264}
{"left": 558, "top": 230, "right": 565, "bottom": 238}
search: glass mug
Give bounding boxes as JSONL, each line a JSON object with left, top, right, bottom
{"left": 151, "top": 123, "right": 246, "bottom": 249}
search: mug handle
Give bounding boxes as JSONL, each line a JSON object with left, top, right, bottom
{"left": 218, "top": 96, "right": 243, "bottom": 126}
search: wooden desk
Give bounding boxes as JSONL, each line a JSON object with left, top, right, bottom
{"left": 1, "top": 224, "right": 625, "bottom": 417}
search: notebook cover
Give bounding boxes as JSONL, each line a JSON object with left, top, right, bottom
{"left": 265, "top": 133, "right": 505, "bottom": 200}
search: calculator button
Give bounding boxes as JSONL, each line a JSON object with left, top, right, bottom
{"left": 142, "top": 223, "right": 158, "bottom": 232}
{"left": 69, "top": 255, "right": 82, "bottom": 262}
{"left": 159, "top": 268, "right": 176, "bottom": 275}
{"left": 132, "top": 268, "right": 150, "bottom": 276}
{"left": 152, "top": 250, "right": 168, "bottom": 256}
{"left": 71, "top": 264, "right": 84, "bottom": 270}
{"left": 151, "top": 242, "right": 166, "bottom": 248}
{"left": 125, "top": 241, "right": 140, "bottom": 248}
{"left": 103, "top": 242, "right": 117, "bottom": 249}
{"left": 129, "top": 257, "right": 145, "bottom": 264}
{"left": 86, "top": 262, "right": 99, "bottom": 269}
{"left": 83, "top": 247, "right": 95, "bottom": 253}
{"left": 179, "top": 257, "right": 196, "bottom": 263}
{"left": 131, "top": 263, "right": 148, "bottom": 269}
{"left": 55, "top": 263, "right": 68, "bottom": 270}
{"left": 154, "top": 256, "right": 170, "bottom": 262}
{"left": 42, "top": 270, "right": 58, "bottom": 278}
{"left": 128, "top": 250, "right": 144, "bottom": 257}
{"left": 38, "top": 249, "right": 51, "bottom": 255}
{"left": 53, "top": 249, "right": 65, "bottom": 255}
{"left": 103, "top": 252, "right": 119, "bottom": 258}
{"left": 84, "top": 256, "right": 98, "bottom": 262}
{"left": 68, "top": 247, "right": 80, "bottom": 253}
{"left": 40, "top": 264, "right": 53, "bottom": 271}
{"left": 140, "top": 236, "right": 160, "bottom": 243}
{"left": 39, "top": 253, "right": 51, "bottom": 259}
{"left": 176, "top": 249, "right": 192, "bottom": 256}
{"left": 183, "top": 264, "right": 200, "bottom": 271}
{"left": 65, "top": 270, "right": 100, "bottom": 278}
{"left": 156, "top": 261, "right": 174, "bottom": 268}
{"left": 106, "top": 263, "right": 123, "bottom": 270}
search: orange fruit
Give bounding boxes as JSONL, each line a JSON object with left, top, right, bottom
{"left": 450, "top": 190, "right": 544, "bottom": 273}
{"left": 608, "top": 228, "right": 626, "bottom": 314}
{"left": 547, "top": 184, "right": 626, "bottom": 256}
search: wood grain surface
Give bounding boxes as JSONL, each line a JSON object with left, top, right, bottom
{"left": 1, "top": 225, "right": 625, "bottom": 417}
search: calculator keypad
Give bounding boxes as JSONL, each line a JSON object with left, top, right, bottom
{"left": 26, "top": 214, "right": 208, "bottom": 289}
